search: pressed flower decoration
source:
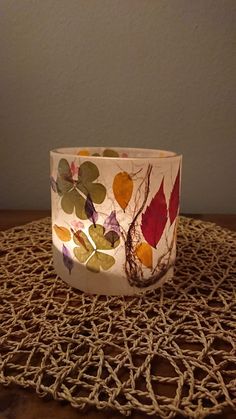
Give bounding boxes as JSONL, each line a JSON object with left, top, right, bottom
{"left": 56, "top": 159, "right": 106, "bottom": 219}
{"left": 73, "top": 224, "right": 120, "bottom": 273}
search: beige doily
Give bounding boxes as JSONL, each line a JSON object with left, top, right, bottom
{"left": 0, "top": 217, "right": 235, "bottom": 418}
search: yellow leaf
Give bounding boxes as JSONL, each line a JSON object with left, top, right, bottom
{"left": 77, "top": 149, "right": 90, "bottom": 156}
{"left": 135, "top": 242, "right": 153, "bottom": 269}
{"left": 53, "top": 225, "right": 71, "bottom": 242}
{"left": 113, "top": 172, "right": 133, "bottom": 210}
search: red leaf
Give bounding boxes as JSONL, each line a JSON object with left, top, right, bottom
{"left": 169, "top": 166, "right": 180, "bottom": 225}
{"left": 141, "top": 179, "right": 167, "bottom": 248}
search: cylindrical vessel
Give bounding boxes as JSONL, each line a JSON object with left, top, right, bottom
{"left": 50, "top": 147, "right": 182, "bottom": 295}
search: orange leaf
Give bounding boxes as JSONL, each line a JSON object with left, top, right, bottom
{"left": 53, "top": 225, "right": 71, "bottom": 242}
{"left": 113, "top": 172, "right": 133, "bottom": 211}
{"left": 77, "top": 149, "right": 90, "bottom": 156}
{"left": 135, "top": 242, "right": 153, "bottom": 269}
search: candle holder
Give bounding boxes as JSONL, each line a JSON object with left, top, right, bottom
{"left": 50, "top": 147, "right": 182, "bottom": 295}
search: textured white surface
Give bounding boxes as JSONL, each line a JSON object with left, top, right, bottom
{"left": 0, "top": 1, "right": 235, "bottom": 211}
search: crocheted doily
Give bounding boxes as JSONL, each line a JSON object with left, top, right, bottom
{"left": 0, "top": 217, "right": 235, "bottom": 418}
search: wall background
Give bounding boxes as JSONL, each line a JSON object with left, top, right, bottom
{"left": 0, "top": 0, "right": 235, "bottom": 212}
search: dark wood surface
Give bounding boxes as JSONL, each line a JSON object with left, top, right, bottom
{"left": 0, "top": 210, "right": 235, "bottom": 419}
{"left": 1, "top": 210, "right": 236, "bottom": 231}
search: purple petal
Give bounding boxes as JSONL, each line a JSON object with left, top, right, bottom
{"left": 50, "top": 176, "right": 58, "bottom": 193}
{"left": 85, "top": 194, "right": 98, "bottom": 226}
{"left": 62, "top": 244, "right": 73, "bottom": 275}
{"left": 103, "top": 211, "right": 120, "bottom": 236}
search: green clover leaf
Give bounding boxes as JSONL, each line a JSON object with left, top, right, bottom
{"left": 73, "top": 224, "right": 120, "bottom": 273}
{"left": 86, "top": 251, "right": 115, "bottom": 273}
{"left": 73, "top": 230, "right": 94, "bottom": 263}
{"left": 103, "top": 149, "right": 119, "bottom": 157}
{"left": 89, "top": 224, "right": 120, "bottom": 250}
{"left": 56, "top": 159, "right": 106, "bottom": 219}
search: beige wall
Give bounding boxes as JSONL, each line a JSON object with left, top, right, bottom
{"left": 0, "top": 0, "right": 235, "bottom": 212}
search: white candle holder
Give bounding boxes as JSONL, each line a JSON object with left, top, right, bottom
{"left": 50, "top": 147, "right": 182, "bottom": 295}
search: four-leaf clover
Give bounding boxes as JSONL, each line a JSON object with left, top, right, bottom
{"left": 57, "top": 159, "right": 106, "bottom": 219}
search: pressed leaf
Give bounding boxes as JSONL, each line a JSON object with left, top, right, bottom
{"left": 77, "top": 149, "right": 90, "bottom": 156}
{"left": 75, "top": 182, "right": 87, "bottom": 198}
{"left": 73, "top": 245, "right": 93, "bottom": 264}
{"left": 85, "top": 194, "right": 98, "bottom": 226}
{"left": 85, "top": 183, "right": 106, "bottom": 204}
{"left": 72, "top": 229, "right": 90, "bottom": 251}
{"left": 86, "top": 253, "right": 100, "bottom": 273}
{"left": 77, "top": 161, "right": 106, "bottom": 204}
{"left": 73, "top": 226, "right": 117, "bottom": 272}
{"left": 57, "top": 157, "right": 106, "bottom": 219}
{"left": 58, "top": 158, "right": 71, "bottom": 178}
{"left": 135, "top": 242, "right": 153, "bottom": 269}
{"left": 74, "top": 192, "right": 87, "bottom": 219}
{"left": 103, "top": 210, "right": 120, "bottom": 236}
{"left": 89, "top": 224, "right": 120, "bottom": 250}
{"left": 96, "top": 251, "right": 115, "bottom": 270}
{"left": 103, "top": 149, "right": 119, "bottom": 157}
{"left": 61, "top": 182, "right": 105, "bottom": 219}
{"left": 104, "top": 231, "right": 120, "bottom": 247}
{"left": 78, "top": 161, "right": 99, "bottom": 183}
{"left": 73, "top": 229, "right": 93, "bottom": 263}
{"left": 169, "top": 166, "right": 181, "bottom": 225}
{"left": 53, "top": 225, "right": 71, "bottom": 242}
{"left": 113, "top": 172, "right": 133, "bottom": 211}
{"left": 62, "top": 244, "right": 73, "bottom": 274}
{"left": 61, "top": 191, "right": 75, "bottom": 214}
{"left": 86, "top": 251, "right": 115, "bottom": 273}
{"left": 77, "top": 181, "right": 106, "bottom": 204}
{"left": 92, "top": 152, "right": 100, "bottom": 156}
{"left": 141, "top": 179, "right": 167, "bottom": 248}
{"left": 57, "top": 159, "right": 73, "bottom": 195}
{"left": 73, "top": 229, "right": 92, "bottom": 248}
{"left": 61, "top": 189, "right": 86, "bottom": 218}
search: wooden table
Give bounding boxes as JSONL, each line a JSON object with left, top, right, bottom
{"left": 0, "top": 210, "right": 235, "bottom": 419}
{"left": 1, "top": 210, "right": 236, "bottom": 232}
